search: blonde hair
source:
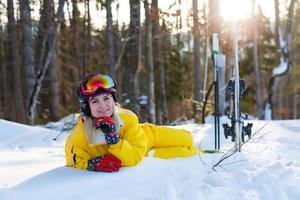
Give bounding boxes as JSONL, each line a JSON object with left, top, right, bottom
{"left": 83, "top": 117, "right": 97, "bottom": 144}
{"left": 83, "top": 104, "right": 121, "bottom": 144}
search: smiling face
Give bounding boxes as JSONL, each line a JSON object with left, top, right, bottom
{"left": 88, "top": 93, "right": 115, "bottom": 118}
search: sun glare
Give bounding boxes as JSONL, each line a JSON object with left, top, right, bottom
{"left": 220, "top": 0, "right": 275, "bottom": 21}
{"left": 220, "top": 0, "right": 253, "bottom": 21}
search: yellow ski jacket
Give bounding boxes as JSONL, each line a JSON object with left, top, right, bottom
{"left": 65, "top": 108, "right": 197, "bottom": 170}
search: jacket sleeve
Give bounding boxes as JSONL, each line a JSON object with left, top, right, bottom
{"left": 65, "top": 118, "right": 91, "bottom": 170}
{"left": 71, "top": 146, "right": 91, "bottom": 169}
{"left": 108, "top": 111, "right": 147, "bottom": 166}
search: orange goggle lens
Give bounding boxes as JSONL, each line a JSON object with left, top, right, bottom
{"left": 81, "top": 74, "right": 115, "bottom": 95}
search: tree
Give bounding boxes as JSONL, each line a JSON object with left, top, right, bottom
{"left": 144, "top": 0, "right": 156, "bottom": 123}
{"left": 290, "top": 3, "right": 300, "bottom": 119}
{"left": 83, "top": 0, "right": 91, "bottom": 77}
{"left": 7, "top": 0, "right": 26, "bottom": 122}
{"left": 252, "top": 0, "right": 263, "bottom": 119}
{"left": 209, "top": 0, "right": 226, "bottom": 115}
{"left": 44, "top": 0, "right": 60, "bottom": 121}
{"left": 19, "top": 0, "right": 35, "bottom": 112}
{"left": 193, "top": 0, "right": 201, "bottom": 117}
{"left": 28, "top": 0, "right": 66, "bottom": 123}
{"left": 106, "top": 0, "right": 116, "bottom": 79}
{"left": 151, "top": 0, "right": 168, "bottom": 124}
{"left": 122, "top": 0, "right": 141, "bottom": 116}
{"left": 237, "top": 8, "right": 277, "bottom": 117}
{"left": 0, "top": 11, "right": 6, "bottom": 119}
{"left": 265, "top": 0, "right": 296, "bottom": 119}
{"left": 71, "top": 0, "right": 82, "bottom": 80}
{"left": 208, "top": 0, "right": 221, "bottom": 34}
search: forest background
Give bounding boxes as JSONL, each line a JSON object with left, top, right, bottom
{"left": 0, "top": 0, "right": 299, "bottom": 125}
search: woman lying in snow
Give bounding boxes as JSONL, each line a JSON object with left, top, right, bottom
{"left": 65, "top": 74, "right": 198, "bottom": 172}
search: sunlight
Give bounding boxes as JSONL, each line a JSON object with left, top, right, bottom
{"left": 258, "top": 0, "right": 275, "bottom": 20}
{"left": 220, "top": 0, "right": 253, "bottom": 21}
{"left": 220, "top": 0, "right": 275, "bottom": 21}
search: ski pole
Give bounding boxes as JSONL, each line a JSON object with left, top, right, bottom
{"left": 212, "top": 33, "right": 220, "bottom": 150}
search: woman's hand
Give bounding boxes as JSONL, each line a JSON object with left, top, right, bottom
{"left": 92, "top": 116, "right": 120, "bottom": 145}
{"left": 87, "top": 154, "right": 122, "bottom": 172}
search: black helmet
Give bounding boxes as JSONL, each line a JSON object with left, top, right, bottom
{"left": 77, "top": 74, "right": 117, "bottom": 116}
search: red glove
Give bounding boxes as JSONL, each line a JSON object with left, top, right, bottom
{"left": 92, "top": 116, "right": 120, "bottom": 145}
{"left": 87, "top": 154, "right": 122, "bottom": 172}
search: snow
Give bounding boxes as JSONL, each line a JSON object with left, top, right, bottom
{"left": 0, "top": 117, "right": 300, "bottom": 200}
{"left": 264, "top": 102, "right": 272, "bottom": 120}
{"left": 272, "top": 60, "right": 288, "bottom": 77}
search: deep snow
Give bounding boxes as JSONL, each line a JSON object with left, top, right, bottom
{"left": 0, "top": 117, "right": 300, "bottom": 200}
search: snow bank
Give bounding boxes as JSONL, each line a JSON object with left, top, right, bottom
{"left": 0, "top": 119, "right": 300, "bottom": 200}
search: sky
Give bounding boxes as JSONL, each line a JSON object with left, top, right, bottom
{"left": 0, "top": 0, "right": 278, "bottom": 32}
{"left": 86, "top": 0, "right": 277, "bottom": 30}
{"left": 0, "top": 115, "right": 300, "bottom": 199}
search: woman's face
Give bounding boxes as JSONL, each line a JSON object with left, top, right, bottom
{"left": 88, "top": 93, "right": 115, "bottom": 118}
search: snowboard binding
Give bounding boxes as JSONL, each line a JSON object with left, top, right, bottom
{"left": 222, "top": 78, "right": 253, "bottom": 142}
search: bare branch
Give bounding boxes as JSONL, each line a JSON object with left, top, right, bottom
{"left": 212, "top": 122, "right": 270, "bottom": 170}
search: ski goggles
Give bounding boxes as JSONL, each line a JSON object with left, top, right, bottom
{"left": 80, "top": 74, "right": 115, "bottom": 96}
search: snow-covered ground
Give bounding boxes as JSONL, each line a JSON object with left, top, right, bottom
{"left": 0, "top": 117, "right": 300, "bottom": 200}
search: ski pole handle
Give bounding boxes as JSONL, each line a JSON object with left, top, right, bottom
{"left": 212, "top": 33, "right": 220, "bottom": 54}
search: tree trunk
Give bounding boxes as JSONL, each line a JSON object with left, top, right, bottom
{"left": 123, "top": 0, "right": 141, "bottom": 116}
{"left": 0, "top": 23, "right": 5, "bottom": 118}
{"left": 193, "top": 0, "right": 201, "bottom": 112}
{"left": 34, "top": 9, "right": 49, "bottom": 84}
{"left": 44, "top": 0, "right": 60, "bottom": 121}
{"left": 83, "top": 0, "right": 91, "bottom": 77}
{"left": 7, "top": 0, "right": 26, "bottom": 123}
{"left": 209, "top": 0, "right": 225, "bottom": 115}
{"left": 144, "top": 0, "right": 156, "bottom": 123}
{"left": 158, "top": 29, "right": 168, "bottom": 124}
{"left": 293, "top": 87, "right": 298, "bottom": 119}
{"left": 49, "top": 53, "right": 60, "bottom": 121}
{"left": 202, "top": 2, "right": 209, "bottom": 102}
{"left": 274, "top": 0, "right": 280, "bottom": 49}
{"left": 286, "top": 0, "right": 296, "bottom": 54}
{"left": 266, "top": 0, "right": 296, "bottom": 119}
{"left": 28, "top": 0, "right": 65, "bottom": 123}
{"left": 0, "top": 18, "right": 12, "bottom": 120}
{"left": 151, "top": 0, "right": 168, "bottom": 124}
{"left": 176, "top": 0, "right": 182, "bottom": 58}
{"left": 106, "top": 0, "right": 116, "bottom": 79}
{"left": 151, "top": 0, "right": 159, "bottom": 122}
{"left": 71, "top": 0, "right": 82, "bottom": 80}
{"left": 208, "top": 0, "right": 221, "bottom": 35}
{"left": 19, "top": 0, "right": 35, "bottom": 111}
{"left": 252, "top": 0, "right": 263, "bottom": 119}
{"left": 30, "top": 0, "right": 53, "bottom": 122}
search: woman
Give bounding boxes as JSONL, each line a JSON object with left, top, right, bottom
{"left": 65, "top": 74, "right": 198, "bottom": 172}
